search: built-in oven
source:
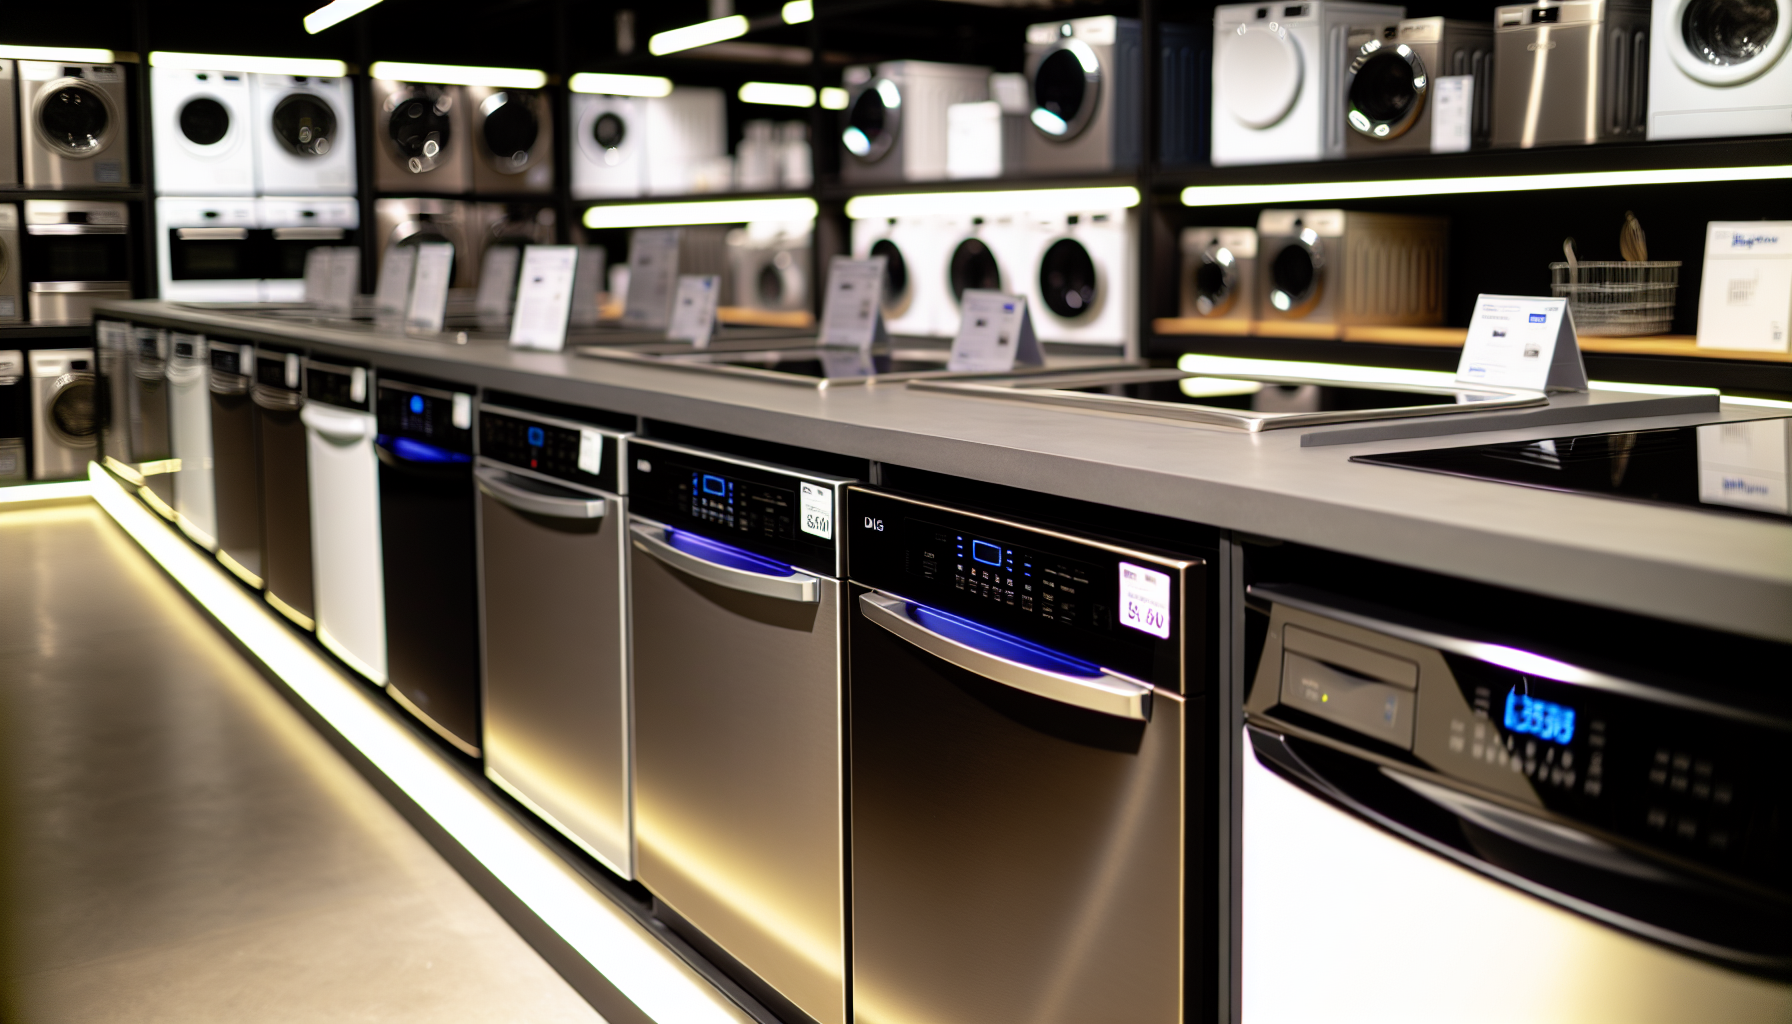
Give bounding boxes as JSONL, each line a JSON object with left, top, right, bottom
{"left": 22, "top": 199, "right": 130, "bottom": 325}
{"left": 258, "top": 197, "right": 360, "bottom": 302}
{"left": 156, "top": 197, "right": 260, "bottom": 302}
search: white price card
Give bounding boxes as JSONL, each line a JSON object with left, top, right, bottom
{"left": 405, "top": 243, "right": 454, "bottom": 335}
{"left": 569, "top": 246, "right": 607, "bottom": 328}
{"left": 374, "top": 244, "right": 417, "bottom": 322}
{"left": 819, "top": 255, "right": 888, "bottom": 350}
{"left": 667, "top": 274, "right": 721, "bottom": 347}
{"left": 509, "top": 245, "right": 581, "bottom": 351}
{"left": 303, "top": 246, "right": 332, "bottom": 305}
{"left": 949, "top": 290, "right": 1044, "bottom": 372}
{"left": 451, "top": 393, "right": 472, "bottom": 430}
{"left": 476, "top": 245, "right": 522, "bottom": 321}
{"left": 578, "top": 428, "right": 605, "bottom": 475}
{"left": 1456, "top": 294, "right": 1587, "bottom": 392}
{"left": 284, "top": 352, "right": 301, "bottom": 389}
{"left": 621, "top": 227, "right": 682, "bottom": 330}
{"left": 1430, "top": 76, "right": 1473, "bottom": 154}
{"left": 1118, "top": 561, "right": 1171, "bottom": 639}
{"left": 323, "top": 247, "right": 360, "bottom": 316}
{"left": 800, "top": 482, "right": 834, "bottom": 540}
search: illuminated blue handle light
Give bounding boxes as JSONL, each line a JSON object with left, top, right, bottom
{"left": 910, "top": 603, "right": 1101, "bottom": 679}
{"left": 666, "top": 528, "right": 795, "bottom": 577}
{"left": 379, "top": 435, "right": 471, "bottom": 464}
{"left": 1504, "top": 689, "right": 1576, "bottom": 745}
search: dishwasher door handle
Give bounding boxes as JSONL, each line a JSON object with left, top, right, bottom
{"left": 476, "top": 466, "right": 607, "bottom": 520}
{"left": 858, "top": 592, "right": 1152, "bottom": 720}
{"left": 300, "top": 405, "right": 370, "bottom": 445}
{"left": 630, "top": 522, "right": 820, "bottom": 603}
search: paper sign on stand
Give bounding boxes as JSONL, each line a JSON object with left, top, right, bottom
{"left": 374, "top": 245, "right": 417, "bottom": 323}
{"left": 405, "top": 243, "right": 454, "bottom": 335}
{"left": 948, "top": 290, "right": 1043, "bottom": 372}
{"left": 1456, "top": 294, "right": 1587, "bottom": 392}
{"left": 509, "top": 245, "right": 581, "bottom": 351}
{"left": 667, "top": 274, "right": 721, "bottom": 347}
{"left": 1430, "top": 76, "right": 1473, "bottom": 154}
{"left": 476, "top": 246, "right": 522, "bottom": 322}
{"left": 303, "top": 247, "right": 332, "bottom": 305}
{"left": 569, "top": 246, "right": 607, "bottom": 328}
{"left": 818, "top": 255, "right": 888, "bottom": 350}
{"left": 323, "top": 248, "right": 360, "bottom": 316}
{"left": 621, "top": 227, "right": 682, "bottom": 330}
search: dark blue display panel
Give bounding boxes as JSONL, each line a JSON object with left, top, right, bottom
{"left": 479, "top": 408, "right": 618, "bottom": 495}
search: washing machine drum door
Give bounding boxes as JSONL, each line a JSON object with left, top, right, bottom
{"left": 1677, "top": 0, "right": 1786, "bottom": 82}
{"left": 272, "top": 93, "right": 338, "bottom": 156}
{"left": 949, "top": 237, "right": 1002, "bottom": 302}
{"left": 39, "top": 82, "right": 112, "bottom": 156}
{"left": 1269, "top": 238, "right": 1323, "bottom": 312}
{"left": 1030, "top": 39, "right": 1102, "bottom": 138}
{"left": 844, "top": 78, "right": 902, "bottom": 162}
{"left": 756, "top": 250, "right": 804, "bottom": 310}
{"left": 591, "top": 110, "right": 628, "bottom": 155}
{"left": 1191, "top": 241, "right": 1239, "bottom": 316}
{"left": 870, "top": 237, "right": 908, "bottom": 311}
{"left": 389, "top": 88, "right": 455, "bottom": 173}
{"left": 48, "top": 373, "right": 97, "bottom": 445}
{"left": 1347, "top": 43, "right": 1428, "bottom": 138}
{"left": 1039, "top": 237, "right": 1099, "bottom": 319}
{"left": 1218, "top": 23, "right": 1304, "bottom": 129}
{"left": 180, "top": 97, "right": 232, "bottom": 147}
{"left": 480, "top": 91, "right": 539, "bottom": 169}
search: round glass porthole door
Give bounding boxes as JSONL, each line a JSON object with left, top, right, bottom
{"left": 843, "top": 78, "right": 902, "bottom": 162}
{"left": 1030, "top": 37, "right": 1101, "bottom": 139}
{"left": 272, "top": 94, "right": 337, "bottom": 157}
{"left": 948, "top": 237, "right": 1001, "bottom": 302}
{"left": 1189, "top": 240, "right": 1239, "bottom": 317}
{"left": 1674, "top": 0, "right": 1787, "bottom": 83}
{"left": 1217, "top": 23, "right": 1304, "bottom": 129}
{"left": 49, "top": 373, "right": 98, "bottom": 447}
{"left": 179, "top": 97, "right": 231, "bottom": 148}
{"left": 388, "top": 87, "right": 455, "bottom": 173}
{"left": 1268, "top": 236, "right": 1323, "bottom": 315}
{"left": 589, "top": 110, "right": 630, "bottom": 166}
{"left": 38, "top": 82, "right": 112, "bottom": 157}
{"left": 480, "top": 91, "right": 540, "bottom": 170}
{"left": 870, "top": 238, "right": 909, "bottom": 314}
{"left": 1346, "top": 40, "right": 1428, "bottom": 139}
{"left": 756, "top": 250, "right": 805, "bottom": 311}
{"left": 1038, "top": 238, "right": 1098, "bottom": 319}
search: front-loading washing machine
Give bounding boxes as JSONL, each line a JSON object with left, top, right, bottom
{"left": 1344, "top": 18, "right": 1494, "bottom": 157}
{"left": 1648, "top": 0, "right": 1791, "bottom": 139}
{"left": 569, "top": 93, "right": 645, "bottom": 199}
{"left": 0, "top": 61, "right": 17, "bottom": 187}
{"left": 28, "top": 348, "right": 96, "bottom": 480}
{"left": 0, "top": 350, "right": 26, "bottom": 484}
{"left": 942, "top": 213, "right": 1029, "bottom": 338}
{"left": 372, "top": 78, "right": 472, "bottom": 195}
{"left": 156, "top": 197, "right": 262, "bottom": 303}
{"left": 851, "top": 215, "right": 952, "bottom": 338}
{"left": 1492, "top": 0, "right": 1651, "bottom": 148}
{"left": 258, "top": 196, "right": 360, "bottom": 302}
{"left": 375, "top": 197, "right": 474, "bottom": 290}
{"left": 1211, "top": 1, "right": 1408, "bottom": 166}
{"left": 1180, "top": 226, "right": 1259, "bottom": 329}
{"left": 466, "top": 85, "right": 553, "bottom": 195}
{"left": 0, "top": 204, "right": 21, "bottom": 323}
{"left": 1020, "top": 208, "right": 1136, "bottom": 349}
{"left": 249, "top": 73, "right": 357, "bottom": 196}
{"left": 22, "top": 200, "right": 131, "bottom": 326}
{"left": 18, "top": 60, "right": 131, "bottom": 188}
{"left": 151, "top": 64, "right": 255, "bottom": 196}
{"left": 1023, "top": 17, "right": 1206, "bottom": 174}
{"left": 839, "top": 60, "right": 990, "bottom": 184}
{"left": 727, "top": 221, "right": 811, "bottom": 314}
{"left": 1256, "top": 209, "right": 1448, "bottom": 334}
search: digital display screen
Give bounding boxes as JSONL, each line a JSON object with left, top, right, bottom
{"left": 971, "top": 539, "right": 1002, "bottom": 566}
{"left": 1504, "top": 689, "right": 1576, "bottom": 745}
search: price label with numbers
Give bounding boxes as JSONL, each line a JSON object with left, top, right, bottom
{"left": 1118, "top": 561, "right": 1171, "bottom": 639}
{"left": 800, "top": 482, "right": 833, "bottom": 540}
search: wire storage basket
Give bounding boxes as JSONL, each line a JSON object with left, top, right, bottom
{"left": 1549, "top": 261, "right": 1681, "bottom": 336}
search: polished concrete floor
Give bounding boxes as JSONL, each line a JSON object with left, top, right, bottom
{"left": 0, "top": 501, "right": 607, "bottom": 1023}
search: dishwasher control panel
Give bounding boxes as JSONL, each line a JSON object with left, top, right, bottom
{"left": 479, "top": 406, "right": 619, "bottom": 494}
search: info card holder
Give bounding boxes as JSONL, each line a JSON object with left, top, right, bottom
{"left": 374, "top": 245, "right": 416, "bottom": 325}
{"left": 510, "top": 245, "right": 581, "bottom": 351}
{"left": 818, "top": 255, "right": 888, "bottom": 350}
{"left": 405, "top": 243, "right": 454, "bottom": 336}
{"left": 668, "top": 274, "right": 721, "bottom": 347}
{"left": 949, "top": 290, "right": 1043, "bottom": 372}
{"left": 621, "top": 227, "right": 682, "bottom": 331}
{"left": 1457, "top": 294, "right": 1587, "bottom": 392}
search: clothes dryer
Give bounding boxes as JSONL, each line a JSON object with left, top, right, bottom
{"left": 0, "top": 350, "right": 26, "bottom": 485}
{"left": 28, "top": 348, "right": 96, "bottom": 480}
{"left": 249, "top": 73, "right": 356, "bottom": 195}
{"left": 1211, "top": 1, "right": 1407, "bottom": 166}
{"left": 129, "top": 325, "right": 174, "bottom": 513}
{"left": 1492, "top": 0, "right": 1651, "bottom": 148}
{"left": 18, "top": 60, "right": 130, "bottom": 188}
{"left": 942, "top": 213, "right": 1028, "bottom": 338}
{"left": 156, "top": 197, "right": 261, "bottom": 302}
{"left": 0, "top": 203, "right": 22, "bottom": 323}
{"left": 1344, "top": 18, "right": 1494, "bottom": 156}
{"left": 1256, "top": 208, "right": 1448, "bottom": 335}
{"left": 22, "top": 200, "right": 130, "bottom": 325}
{"left": 1020, "top": 207, "right": 1136, "bottom": 350}
{"left": 151, "top": 65, "right": 254, "bottom": 195}
{"left": 467, "top": 85, "right": 553, "bottom": 195}
{"left": 254, "top": 344, "right": 313, "bottom": 628}
{"left": 839, "top": 60, "right": 990, "bottom": 184}
{"left": 303, "top": 358, "right": 386, "bottom": 683}
{"left": 373, "top": 79, "right": 472, "bottom": 195}
{"left": 569, "top": 93, "right": 646, "bottom": 199}
{"left": 1648, "top": 0, "right": 1791, "bottom": 139}
{"left": 208, "top": 340, "right": 261, "bottom": 586}
{"left": 727, "top": 221, "right": 811, "bottom": 314}
{"left": 166, "top": 332, "right": 216, "bottom": 549}
{"left": 851, "top": 215, "right": 951, "bottom": 338}
{"left": 1023, "top": 17, "right": 1206, "bottom": 173}
{"left": 0, "top": 61, "right": 17, "bottom": 187}
{"left": 1181, "top": 226, "right": 1259, "bottom": 329}
{"left": 258, "top": 196, "right": 360, "bottom": 302}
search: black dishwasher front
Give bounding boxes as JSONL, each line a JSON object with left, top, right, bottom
{"left": 376, "top": 375, "right": 481, "bottom": 755}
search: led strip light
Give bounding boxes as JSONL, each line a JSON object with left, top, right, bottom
{"left": 1180, "top": 165, "right": 1792, "bottom": 207}
{"left": 582, "top": 197, "right": 817, "bottom": 230}
{"left": 149, "top": 51, "right": 349, "bottom": 77}
{"left": 0, "top": 479, "right": 93, "bottom": 505}
{"left": 85, "top": 463, "right": 750, "bottom": 1024}
{"left": 844, "top": 185, "right": 1141, "bottom": 220}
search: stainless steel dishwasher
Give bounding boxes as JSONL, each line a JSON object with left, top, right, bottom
{"left": 209, "top": 339, "right": 262, "bottom": 587}
{"left": 627, "top": 437, "right": 853, "bottom": 1024}
{"left": 129, "top": 325, "right": 174, "bottom": 512}
{"left": 254, "top": 344, "right": 313, "bottom": 629}
{"left": 846, "top": 487, "right": 1210, "bottom": 1024}
{"left": 476, "top": 399, "right": 634, "bottom": 877}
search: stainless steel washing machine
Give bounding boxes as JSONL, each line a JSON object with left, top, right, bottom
{"left": 839, "top": 60, "right": 990, "bottom": 184}
{"left": 18, "top": 60, "right": 130, "bottom": 188}
{"left": 0, "top": 61, "right": 17, "bottom": 187}
{"left": 372, "top": 79, "right": 472, "bottom": 194}
{"left": 1344, "top": 18, "right": 1494, "bottom": 156}
{"left": 0, "top": 203, "right": 22, "bottom": 323}
{"left": 727, "top": 223, "right": 811, "bottom": 314}
{"left": 0, "top": 350, "right": 26, "bottom": 484}
{"left": 1256, "top": 208, "right": 1449, "bottom": 334}
{"left": 1180, "top": 226, "right": 1258, "bottom": 329}
{"left": 1022, "top": 17, "right": 1202, "bottom": 173}
{"left": 467, "top": 85, "right": 553, "bottom": 194}
{"left": 28, "top": 348, "right": 96, "bottom": 480}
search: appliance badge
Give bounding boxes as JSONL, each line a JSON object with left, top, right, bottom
{"left": 1526, "top": 40, "right": 1556, "bottom": 50}
{"left": 862, "top": 516, "right": 885, "bottom": 532}
{"left": 1723, "top": 232, "right": 1781, "bottom": 250}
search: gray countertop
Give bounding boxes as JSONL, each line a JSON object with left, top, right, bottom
{"left": 101, "top": 300, "right": 1792, "bottom": 644}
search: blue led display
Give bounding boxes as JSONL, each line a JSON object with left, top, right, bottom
{"left": 971, "top": 539, "right": 1003, "bottom": 567}
{"left": 702, "top": 474, "right": 728, "bottom": 496}
{"left": 1504, "top": 689, "right": 1576, "bottom": 745}
{"left": 527, "top": 426, "right": 545, "bottom": 447}
{"left": 409, "top": 394, "right": 424, "bottom": 414}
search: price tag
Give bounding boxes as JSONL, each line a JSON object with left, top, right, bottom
{"left": 303, "top": 247, "right": 332, "bottom": 305}
{"left": 667, "top": 274, "right": 721, "bottom": 347}
{"left": 569, "top": 246, "right": 607, "bottom": 328}
{"left": 948, "top": 290, "right": 1043, "bottom": 372}
{"left": 1456, "top": 294, "right": 1586, "bottom": 392}
{"left": 818, "top": 255, "right": 888, "bottom": 350}
{"left": 578, "top": 428, "right": 604, "bottom": 475}
{"left": 405, "top": 243, "right": 454, "bottom": 335}
{"left": 284, "top": 352, "right": 300, "bottom": 389}
{"left": 476, "top": 245, "right": 522, "bottom": 321}
{"left": 800, "top": 482, "right": 833, "bottom": 540}
{"left": 451, "top": 393, "right": 472, "bottom": 430}
{"left": 1430, "top": 76, "right": 1473, "bottom": 154}
{"left": 374, "top": 245, "right": 416, "bottom": 322}
{"left": 324, "top": 247, "right": 360, "bottom": 316}
{"left": 1118, "top": 561, "right": 1171, "bottom": 639}
{"left": 621, "top": 227, "right": 682, "bottom": 330}
{"left": 509, "top": 245, "right": 581, "bottom": 351}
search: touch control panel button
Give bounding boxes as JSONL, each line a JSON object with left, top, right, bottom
{"left": 1284, "top": 624, "right": 1418, "bottom": 690}
{"left": 1281, "top": 651, "right": 1417, "bottom": 749}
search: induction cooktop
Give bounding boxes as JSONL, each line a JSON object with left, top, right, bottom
{"left": 579, "top": 344, "right": 1132, "bottom": 389}
{"left": 1353, "top": 416, "right": 1792, "bottom": 521}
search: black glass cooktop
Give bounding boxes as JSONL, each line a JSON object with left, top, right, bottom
{"left": 672, "top": 347, "right": 949, "bottom": 379}
{"left": 1064, "top": 377, "right": 1462, "bottom": 412}
{"left": 1354, "top": 416, "right": 1792, "bottom": 521}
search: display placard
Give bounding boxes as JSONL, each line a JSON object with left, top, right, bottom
{"left": 1430, "top": 76, "right": 1473, "bottom": 154}
{"left": 374, "top": 245, "right": 417, "bottom": 323}
{"left": 667, "top": 274, "right": 721, "bottom": 347}
{"left": 818, "top": 255, "right": 888, "bottom": 350}
{"left": 1456, "top": 294, "right": 1586, "bottom": 392}
{"left": 323, "top": 247, "right": 360, "bottom": 316}
{"left": 476, "top": 245, "right": 522, "bottom": 322}
{"left": 621, "top": 227, "right": 682, "bottom": 330}
{"left": 405, "top": 243, "right": 454, "bottom": 335}
{"left": 509, "top": 245, "right": 581, "bottom": 351}
{"left": 948, "top": 290, "right": 1043, "bottom": 372}
{"left": 569, "top": 246, "right": 607, "bottom": 329}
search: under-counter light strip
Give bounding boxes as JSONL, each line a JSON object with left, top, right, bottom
{"left": 583, "top": 197, "right": 817, "bottom": 230}
{"left": 149, "top": 51, "right": 348, "bottom": 77}
{"left": 1181, "top": 165, "right": 1792, "bottom": 207}
{"left": 0, "top": 43, "right": 116, "bottom": 63}
{"left": 0, "top": 479, "right": 92, "bottom": 505}
{"left": 649, "top": 15, "right": 750, "bottom": 56}
{"left": 569, "top": 72, "right": 674, "bottom": 97}
{"left": 369, "top": 61, "right": 546, "bottom": 89}
{"left": 303, "top": 0, "right": 385, "bottom": 34}
{"left": 87, "top": 463, "right": 750, "bottom": 1024}
{"left": 845, "top": 186, "right": 1141, "bottom": 220}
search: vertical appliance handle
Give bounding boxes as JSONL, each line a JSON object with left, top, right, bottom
{"left": 629, "top": 521, "right": 820, "bottom": 603}
{"left": 299, "top": 404, "right": 371, "bottom": 444}
{"left": 475, "top": 465, "right": 608, "bottom": 520}
{"left": 857, "top": 592, "right": 1153, "bottom": 721}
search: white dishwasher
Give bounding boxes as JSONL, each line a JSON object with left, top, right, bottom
{"left": 301, "top": 358, "right": 386, "bottom": 685}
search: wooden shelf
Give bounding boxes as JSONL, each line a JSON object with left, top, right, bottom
{"left": 1153, "top": 318, "right": 1792, "bottom": 364}
{"left": 718, "top": 306, "right": 814, "bottom": 328}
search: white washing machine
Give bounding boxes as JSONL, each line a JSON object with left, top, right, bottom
{"left": 301, "top": 358, "right": 387, "bottom": 685}
{"left": 151, "top": 65, "right": 255, "bottom": 196}
{"left": 940, "top": 213, "right": 1030, "bottom": 338}
{"left": 1648, "top": 0, "right": 1791, "bottom": 140}
{"left": 166, "top": 332, "right": 217, "bottom": 549}
{"left": 839, "top": 60, "right": 990, "bottom": 184}
{"left": 372, "top": 79, "right": 472, "bottom": 194}
{"left": 1180, "top": 226, "right": 1259, "bottom": 328}
{"left": 727, "top": 221, "right": 811, "bottom": 313}
{"left": 467, "top": 85, "right": 553, "bottom": 194}
{"left": 156, "top": 197, "right": 262, "bottom": 302}
{"left": 250, "top": 74, "right": 356, "bottom": 196}
{"left": 1019, "top": 208, "right": 1136, "bottom": 349}
{"left": 1211, "top": 1, "right": 1407, "bottom": 166}
{"left": 28, "top": 348, "right": 97, "bottom": 480}
{"left": 851, "top": 215, "right": 954, "bottom": 338}
{"left": 0, "top": 61, "right": 17, "bottom": 187}
{"left": 259, "top": 196, "right": 360, "bottom": 302}
{"left": 570, "top": 93, "right": 646, "bottom": 199}
{"left": 18, "top": 60, "right": 131, "bottom": 188}
{"left": 0, "top": 203, "right": 21, "bottom": 323}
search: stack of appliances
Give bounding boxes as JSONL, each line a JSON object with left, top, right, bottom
{"left": 375, "top": 374, "right": 480, "bottom": 755}
{"left": 476, "top": 396, "right": 634, "bottom": 876}
{"left": 21, "top": 201, "right": 131, "bottom": 326}
{"left": 27, "top": 348, "right": 96, "bottom": 481}
{"left": 208, "top": 339, "right": 261, "bottom": 586}
{"left": 570, "top": 87, "right": 728, "bottom": 199}
{"left": 255, "top": 343, "right": 314, "bottom": 629}
{"left": 0, "top": 350, "right": 26, "bottom": 484}
{"left": 302, "top": 357, "right": 386, "bottom": 683}
{"left": 165, "top": 331, "right": 216, "bottom": 548}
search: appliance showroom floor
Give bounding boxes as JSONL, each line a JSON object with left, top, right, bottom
{"left": 0, "top": 501, "right": 603, "bottom": 1023}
